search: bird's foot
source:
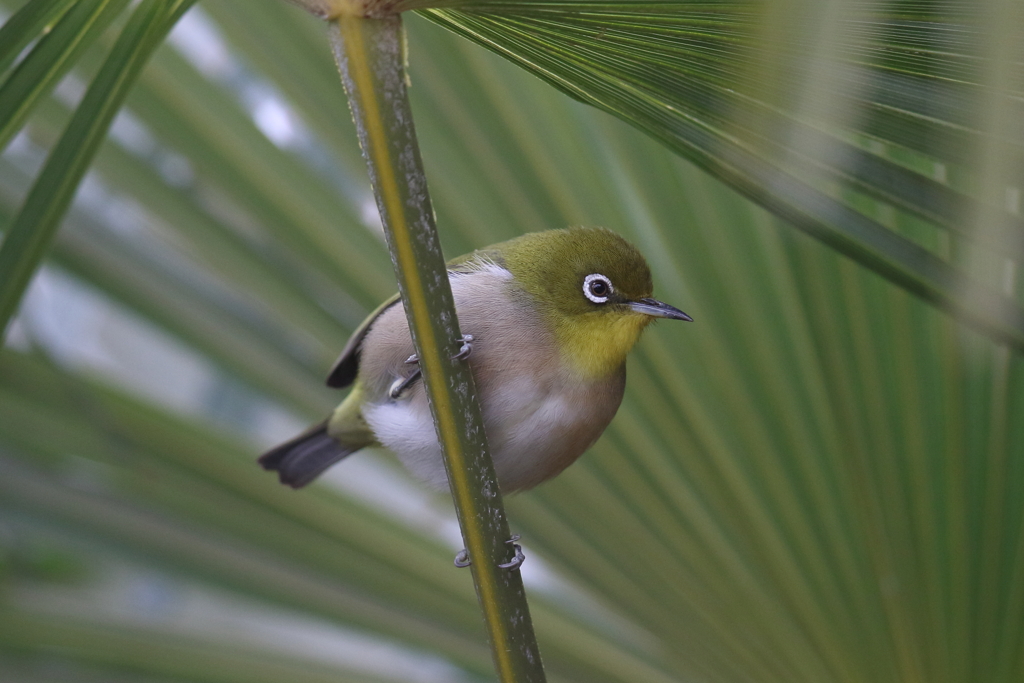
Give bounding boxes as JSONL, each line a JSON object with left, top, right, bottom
{"left": 452, "top": 334, "right": 474, "bottom": 361}
{"left": 453, "top": 534, "right": 525, "bottom": 571}
{"left": 497, "top": 534, "right": 525, "bottom": 571}
{"left": 402, "top": 335, "right": 472, "bottom": 369}
{"left": 393, "top": 336, "right": 471, "bottom": 400}
{"left": 388, "top": 369, "right": 422, "bottom": 399}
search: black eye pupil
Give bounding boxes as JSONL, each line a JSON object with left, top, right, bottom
{"left": 590, "top": 281, "right": 607, "bottom": 296}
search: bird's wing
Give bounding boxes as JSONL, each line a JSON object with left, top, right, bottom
{"left": 325, "top": 250, "right": 504, "bottom": 389}
{"left": 326, "top": 293, "right": 401, "bottom": 388}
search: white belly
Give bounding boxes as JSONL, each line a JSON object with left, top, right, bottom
{"left": 364, "top": 369, "right": 621, "bottom": 492}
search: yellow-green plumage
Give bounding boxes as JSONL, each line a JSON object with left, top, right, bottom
{"left": 497, "top": 229, "right": 657, "bottom": 379}
{"left": 259, "top": 228, "right": 691, "bottom": 492}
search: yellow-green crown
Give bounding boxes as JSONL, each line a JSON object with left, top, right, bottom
{"left": 483, "top": 227, "right": 657, "bottom": 378}
{"left": 496, "top": 227, "right": 653, "bottom": 314}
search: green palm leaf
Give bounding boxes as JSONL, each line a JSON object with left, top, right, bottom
{"left": 417, "top": 0, "right": 1024, "bottom": 348}
{"left": 0, "top": 0, "right": 196, "bottom": 332}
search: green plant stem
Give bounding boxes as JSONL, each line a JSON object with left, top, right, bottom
{"left": 0, "top": 0, "right": 197, "bottom": 339}
{"left": 329, "top": 11, "right": 546, "bottom": 682}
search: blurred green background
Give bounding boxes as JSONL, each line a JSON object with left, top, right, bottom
{"left": 1, "top": 1, "right": 1022, "bottom": 682}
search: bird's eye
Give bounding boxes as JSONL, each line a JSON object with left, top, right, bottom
{"left": 583, "top": 273, "right": 614, "bottom": 303}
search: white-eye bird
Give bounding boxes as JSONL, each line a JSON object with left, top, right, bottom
{"left": 259, "top": 227, "right": 692, "bottom": 493}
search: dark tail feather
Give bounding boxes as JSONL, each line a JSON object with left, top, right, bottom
{"left": 258, "top": 422, "right": 357, "bottom": 489}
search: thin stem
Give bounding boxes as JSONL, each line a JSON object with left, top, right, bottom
{"left": 329, "top": 11, "right": 546, "bottom": 682}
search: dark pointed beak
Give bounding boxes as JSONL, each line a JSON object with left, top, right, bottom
{"left": 629, "top": 297, "right": 693, "bottom": 321}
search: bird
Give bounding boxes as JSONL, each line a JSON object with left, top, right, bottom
{"left": 259, "top": 227, "right": 692, "bottom": 493}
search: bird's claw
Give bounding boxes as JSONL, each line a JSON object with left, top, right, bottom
{"left": 403, "top": 335, "right": 472, "bottom": 368}
{"left": 393, "top": 336, "right": 471, "bottom": 400}
{"left": 453, "top": 534, "right": 525, "bottom": 571}
{"left": 388, "top": 369, "right": 421, "bottom": 399}
{"left": 497, "top": 534, "right": 525, "bottom": 571}
{"left": 453, "top": 334, "right": 473, "bottom": 361}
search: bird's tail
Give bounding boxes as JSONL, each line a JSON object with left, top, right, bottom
{"left": 258, "top": 422, "right": 359, "bottom": 488}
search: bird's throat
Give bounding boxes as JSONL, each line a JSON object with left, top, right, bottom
{"left": 555, "top": 313, "right": 650, "bottom": 380}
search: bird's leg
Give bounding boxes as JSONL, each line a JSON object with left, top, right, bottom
{"left": 452, "top": 334, "right": 474, "bottom": 361}
{"left": 497, "top": 534, "right": 526, "bottom": 571}
{"left": 388, "top": 352, "right": 425, "bottom": 399}
{"left": 388, "top": 372, "right": 421, "bottom": 399}
{"left": 391, "top": 334, "right": 471, "bottom": 400}
{"left": 453, "top": 534, "right": 525, "bottom": 570}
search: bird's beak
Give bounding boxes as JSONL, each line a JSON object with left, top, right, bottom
{"left": 629, "top": 297, "right": 693, "bottom": 321}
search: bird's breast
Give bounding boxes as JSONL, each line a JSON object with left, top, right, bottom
{"left": 481, "top": 368, "right": 625, "bottom": 491}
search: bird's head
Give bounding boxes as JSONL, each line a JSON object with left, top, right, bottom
{"left": 498, "top": 228, "right": 692, "bottom": 379}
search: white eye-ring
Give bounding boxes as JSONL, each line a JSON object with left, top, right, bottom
{"left": 583, "top": 273, "right": 614, "bottom": 303}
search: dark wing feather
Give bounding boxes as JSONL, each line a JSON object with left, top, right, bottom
{"left": 326, "top": 250, "right": 504, "bottom": 388}
{"left": 326, "top": 293, "right": 401, "bottom": 388}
